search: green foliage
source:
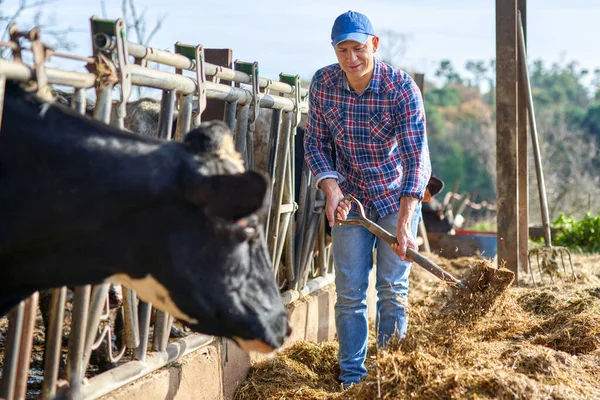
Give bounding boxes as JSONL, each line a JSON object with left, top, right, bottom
{"left": 422, "top": 56, "right": 599, "bottom": 211}
{"left": 470, "top": 221, "right": 497, "bottom": 233}
{"left": 581, "top": 100, "right": 600, "bottom": 138}
{"left": 426, "top": 88, "right": 461, "bottom": 107}
{"left": 553, "top": 212, "right": 600, "bottom": 253}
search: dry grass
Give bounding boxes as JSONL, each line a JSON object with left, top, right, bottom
{"left": 235, "top": 253, "right": 600, "bottom": 400}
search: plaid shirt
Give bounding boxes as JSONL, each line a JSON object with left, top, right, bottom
{"left": 304, "top": 58, "right": 431, "bottom": 219}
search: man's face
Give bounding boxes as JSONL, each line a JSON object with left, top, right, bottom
{"left": 333, "top": 36, "right": 379, "bottom": 82}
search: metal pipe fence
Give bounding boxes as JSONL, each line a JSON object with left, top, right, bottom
{"left": 0, "top": 16, "right": 333, "bottom": 400}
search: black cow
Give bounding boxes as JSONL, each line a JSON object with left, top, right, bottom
{"left": 421, "top": 176, "right": 455, "bottom": 233}
{"left": 0, "top": 80, "right": 289, "bottom": 353}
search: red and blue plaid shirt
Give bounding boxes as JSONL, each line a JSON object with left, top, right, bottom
{"left": 304, "top": 58, "right": 431, "bottom": 219}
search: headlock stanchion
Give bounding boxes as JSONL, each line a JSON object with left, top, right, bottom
{"left": 0, "top": 16, "right": 329, "bottom": 400}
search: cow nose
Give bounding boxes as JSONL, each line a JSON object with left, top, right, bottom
{"left": 286, "top": 321, "right": 293, "bottom": 337}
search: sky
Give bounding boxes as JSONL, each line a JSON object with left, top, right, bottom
{"left": 3, "top": 0, "right": 600, "bottom": 91}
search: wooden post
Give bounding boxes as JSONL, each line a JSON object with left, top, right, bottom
{"left": 496, "top": 0, "right": 519, "bottom": 277}
{"left": 412, "top": 72, "right": 431, "bottom": 253}
{"left": 517, "top": 0, "right": 529, "bottom": 280}
{"left": 202, "top": 48, "right": 233, "bottom": 121}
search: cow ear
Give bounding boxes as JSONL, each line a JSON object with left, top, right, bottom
{"left": 186, "top": 170, "right": 270, "bottom": 221}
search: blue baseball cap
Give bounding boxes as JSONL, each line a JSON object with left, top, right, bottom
{"left": 331, "top": 11, "right": 375, "bottom": 46}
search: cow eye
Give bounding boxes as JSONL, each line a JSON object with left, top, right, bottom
{"left": 242, "top": 226, "right": 257, "bottom": 240}
{"left": 212, "top": 216, "right": 260, "bottom": 242}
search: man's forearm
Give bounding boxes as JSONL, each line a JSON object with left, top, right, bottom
{"left": 397, "top": 196, "right": 419, "bottom": 230}
{"left": 320, "top": 178, "right": 342, "bottom": 199}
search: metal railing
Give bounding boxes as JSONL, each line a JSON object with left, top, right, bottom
{"left": 0, "top": 16, "right": 333, "bottom": 400}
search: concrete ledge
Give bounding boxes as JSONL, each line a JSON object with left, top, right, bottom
{"left": 102, "top": 283, "right": 340, "bottom": 400}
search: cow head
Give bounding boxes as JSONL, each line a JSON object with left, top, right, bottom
{"left": 110, "top": 121, "right": 289, "bottom": 353}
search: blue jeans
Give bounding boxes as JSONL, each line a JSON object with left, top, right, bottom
{"left": 331, "top": 205, "right": 421, "bottom": 387}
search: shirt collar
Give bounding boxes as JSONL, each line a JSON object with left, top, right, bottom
{"left": 336, "top": 57, "right": 383, "bottom": 94}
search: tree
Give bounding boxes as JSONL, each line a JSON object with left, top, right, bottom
{"left": 435, "top": 60, "right": 462, "bottom": 86}
{"left": 465, "top": 60, "right": 488, "bottom": 89}
{"left": 377, "top": 29, "right": 410, "bottom": 67}
{"left": 0, "top": 0, "right": 75, "bottom": 59}
{"left": 99, "top": 0, "right": 166, "bottom": 49}
{"left": 100, "top": 0, "right": 167, "bottom": 98}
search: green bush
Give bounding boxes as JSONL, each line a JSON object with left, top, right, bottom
{"left": 470, "top": 221, "right": 497, "bottom": 232}
{"left": 553, "top": 212, "right": 600, "bottom": 253}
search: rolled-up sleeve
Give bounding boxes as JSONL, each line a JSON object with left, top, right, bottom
{"left": 396, "top": 77, "right": 431, "bottom": 200}
{"left": 303, "top": 75, "right": 344, "bottom": 187}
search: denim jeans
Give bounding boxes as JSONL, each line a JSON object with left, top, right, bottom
{"left": 331, "top": 204, "right": 421, "bottom": 387}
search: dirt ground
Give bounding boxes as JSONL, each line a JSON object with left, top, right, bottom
{"left": 234, "top": 253, "right": 600, "bottom": 400}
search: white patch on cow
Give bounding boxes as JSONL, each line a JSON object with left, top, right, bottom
{"left": 85, "top": 137, "right": 157, "bottom": 154}
{"left": 232, "top": 337, "right": 274, "bottom": 354}
{"left": 107, "top": 274, "right": 198, "bottom": 324}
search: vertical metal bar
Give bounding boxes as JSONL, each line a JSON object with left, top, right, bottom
{"left": 265, "top": 109, "right": 282, "bottom": 243}
{"left": 274, "top": 213, "right": 292, "bottom": 278}
{"left": 158, "top": 89, "right": 177, "bottom": 140}
{"left": 0, "top": 302, "right": 25, "bottom": 400}
{"left": 296, "top": 189, "right": 323, "bottom": 290}
{"left": 152, "top": 310, "right": 168, "bottom": 352}
{"left": 285, "top": 130, "right": 296, "bottom": 285}
{"left": 246, "top": 124, "right": 255, "bottom": 169}
{"left": 0, "top": 75, "right": 6, "bottom": 133}
{"left": 517, "top": 1, "right": 529, "bottom": 280}
{"left": 134, "top": 301, "right": 152, "bottom": 362}
{"left": 518, "top": 10, "right": 551, "bottom": 247}
{"left": 267, "top": 109, "right": 282, "bottom": 180}
{"left": 93, "top": 85, "right": 113, "bottom": 124}
{"left": 268, "top": 111, "right": 292, "bottom": 261}
{"left": 67, "top": 286, "right": 91, "bottom": 390}
{"left": 273, "top": 120, "right": 295, "bottom": 280}
{"left": 224, "top": 100, "right": 237, "bottom": 130}
{"left": 174, "top": 93, "right": 193, "bottom": 142}
{"left": 14, "top": 293, "right": 39, "bottom": 400}
{"left": 286, "top": 214, "right": 296, "bottom": 285}
{"left": 496, "top": 0, "right": 519, "bottom": 276}
{"left": 293, "top": 163, "right": 312, "bottom": 288}
{"left": 77, "top": 283, "right": 110, "bottom": 397}
{"left": 235, "top": 104, "right": 249, "bottom": 165}
{"left": 41, "top": 287, "right": 67, "bottom": 400}
{"left": 71, "top": 88, "right": 87, "bottom": 114}
{"left": 159, "top": 315, "right": 173, "bottom": 352}
{"left": 316, "top": 215, "right": 326, "bottom": 276}
{"left": 122, "top": 287, "right": 140, "bottom": 349}
{"left": 418, "top": 221, "right": 431, "bottom": 253}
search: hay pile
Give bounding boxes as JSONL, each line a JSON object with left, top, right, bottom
{"left": 235, "top": 254, "right": 600, "bottom": 400}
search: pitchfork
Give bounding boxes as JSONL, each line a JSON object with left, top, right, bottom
{"left": 334, "top": 194, "right": 468, "bottom": 291}
{"left": 518, "top": 13, "right": 576, "bottom": 287}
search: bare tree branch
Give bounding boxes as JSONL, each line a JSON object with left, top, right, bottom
{"left": 377, "top": 29, "right": 410, "bottom": 67}
{"left": 144, "top": 15, "right": 165, "bottom": 46}
{"left": 1, "top": 0, "right": 76, "bottom": 58}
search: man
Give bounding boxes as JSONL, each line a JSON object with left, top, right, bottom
{"left": 304, "top": 10, "right": 431, "bottom": 388}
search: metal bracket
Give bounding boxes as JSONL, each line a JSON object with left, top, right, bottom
{"left": 280, "top": 73, "right": 302, "bottom": 128}
{"left": 8, "top": 23, "right": 50, "bottom": 98}
{"left": 113, "top": 18, "right": 132, "bottom": 128}
{"left": 235, "top": 60, "right": 260, "bottom": 132}
{"left": 194, "top": 45, "right": 207, "bottom": 126}
{"left": 176, "top": 43, "right": 207, "bottom": 127}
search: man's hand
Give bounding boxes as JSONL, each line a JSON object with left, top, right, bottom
{"left": 320, "top": 178, "right": 350, "bottom": 227}
{"left": 391, "top": 225, "right": 418, "bottom": 261}
{"left": 391, "top": 197, "right": 420, "bottom": 261}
